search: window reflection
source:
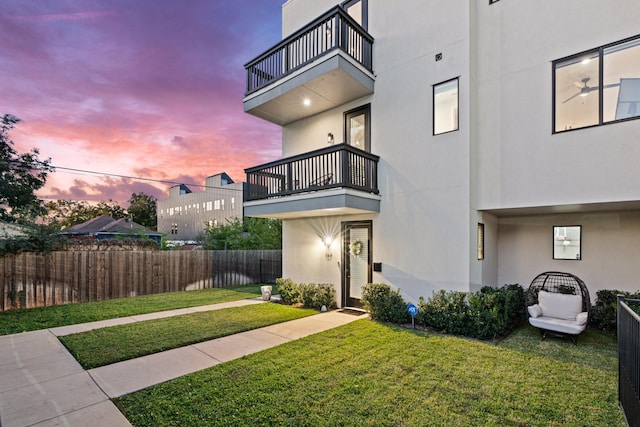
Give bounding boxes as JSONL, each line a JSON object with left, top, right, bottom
{"left": 434, "top": 78, "right": 459, "bottom": 135}
{"left": 554, "top": 54, "right": 599, "bottom": 132}
{"left": 553, "top": 226, "right": 581, "bottom": 260}
{"left": 554, "top": 36, "right": 640, "bottom": 133}
{"left": 604, "top": 39, "right": 640, "bottom": 122}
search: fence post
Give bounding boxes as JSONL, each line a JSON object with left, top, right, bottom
{"left": 618, "top": 293, "right": 624, "bottom": 418}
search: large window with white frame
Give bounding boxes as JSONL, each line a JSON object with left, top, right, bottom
{"left": 433, "top": 78, "right": 459, "bottom": 135}
{"left": 553, "top": 35, "right": 640, "bottom": 133}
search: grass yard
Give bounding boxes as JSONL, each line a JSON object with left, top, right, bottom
{"left": 61, "top": 303, "right": 316, "bottom": 369}
{"left": 0, "top": 284, "right": 267, "bottom": 335}
{"left": 115, "top": 320, "right": 623, "bottom": 427}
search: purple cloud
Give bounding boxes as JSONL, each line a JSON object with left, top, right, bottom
{"left": 1, "top": 0, "right": 283, "bottom": 205}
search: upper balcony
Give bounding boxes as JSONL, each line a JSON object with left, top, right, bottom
{"left": 244, "top": 144, "right": 380, "bottom": 219}
{"left": 243, "top": 6, "right": 375, "bottom": 126}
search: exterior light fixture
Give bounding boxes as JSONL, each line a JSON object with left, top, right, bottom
{"left": 327, "top": 133, "right": 334, "bottom": 144}
{"left": 323, "top": 236, "right": 334, "bottom": 261}
{"left": 303, "top": 98, "right": 311, "bottom": 106}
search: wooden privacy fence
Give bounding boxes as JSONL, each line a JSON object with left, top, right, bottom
{"left": 0, "top": 250, "right": 282, "bottom": 311}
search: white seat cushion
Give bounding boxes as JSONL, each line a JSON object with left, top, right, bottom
{"left": 528, "top": 304, "right": 542, "bottom": 318}
{"left": 576, "top": 311, "right": 588, "bottom": 326}
{"left": 538, "top": 290, "right": 583, "bottom": 320}
{"left": 529, "top": 316, "right": 587, "bottom": 335}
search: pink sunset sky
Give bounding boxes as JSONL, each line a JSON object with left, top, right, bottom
{"left": 0, "top": 0, "right": 284, "bottom": 205}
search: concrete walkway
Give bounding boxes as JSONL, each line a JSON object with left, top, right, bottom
{"left": 0, "top": 299, "right": 367, "bottom": 427}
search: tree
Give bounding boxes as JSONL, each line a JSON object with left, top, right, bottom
{"left": 44, "top": 199, "right": 126, "bottom": 229}
{"left": 127, "top": 192, "right": 157, "bottom": 229}
{"left": 202, "top": 217, "right": 281, "bottom": 250}
{"left": 243, "top": 217, "right": 282, "bottom": 249}
{"left": 202, "top": 217, "right": 244, "bottom": 250}
{"left": 0, "top": 114, "right": 53, "bottom": 223}
{"left": 95, "top": 200, "right": 127, "bottom": 220}
{"left": 0, "top": 222, "right": 67, "bottom": 256}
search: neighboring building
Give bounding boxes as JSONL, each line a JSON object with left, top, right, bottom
{"left": 243, "top": 0, "right": 640, "bottom": 307}
{"left": 62, "top": 215, "right": 162, "bottom": 244}
{"left": 157, "top": 173, "right": 244, "bottom": 242}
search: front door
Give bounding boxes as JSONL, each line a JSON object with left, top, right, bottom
{"left": 342, "top": 221, "right": 372, "bottom": 307}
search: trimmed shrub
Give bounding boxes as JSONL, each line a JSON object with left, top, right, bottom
{"left": 274, "top": 278, "right": 337, "bottom": 310}
{"left": 275, "top": 278, "right": 298, "bottom": 304}
{"left": 310, "top": 283, "right": 337, "bottom": 310}
{"left": 417, "top": 284, "right": 526, "bottom": 340}
{"left": 298, "top": 283, "right": 315, "bottom": 307}
{"left": 590, "top": 289, "right": 640, "bottom": 333}
{"left": 361, "top": 283, "right": 411, "bottom": 323}
{"left": 480, "top": 284, "right": 526, "bottom": 332}
{"left": 417, "top": 290, "right": 470, "bottom": 335}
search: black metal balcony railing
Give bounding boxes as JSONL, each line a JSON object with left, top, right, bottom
{"left": 244, "top": 6, "right": 374, "bottom": 95}
{"left": 245, "top": 144, "right": 379, "bottom": 201}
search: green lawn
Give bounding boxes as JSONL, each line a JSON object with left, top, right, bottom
{"left": 0, "top": 284, "right": 267, "bottom": 335}
{"left": 115, "top": 321, "right": 623, "bottom": 427}
{"left": 60, "top": 303, "right": 316, "bottom": 369}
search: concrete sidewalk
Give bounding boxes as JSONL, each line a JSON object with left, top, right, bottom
{"left": 0, "top": 299, "right": 367, "bottom": 427}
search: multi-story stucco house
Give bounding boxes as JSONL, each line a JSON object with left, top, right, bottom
{"left": 243, "top": 0, "right": 640, "bottom": 307}
{"left": 157, "top": 172, "right": 244, "bottom": 242}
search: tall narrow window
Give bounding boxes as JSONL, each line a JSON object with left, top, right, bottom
{"left": 477, "top": 223, "right": 485, "bottom": 260}
{"left": 344, "top": 105, "right": 370, "bottom": 151}
{"left": 343, "top": 0, "right": 368, "bottom": 30}
{"left": 433, "top": 78, "right": 459, "bottom": 135}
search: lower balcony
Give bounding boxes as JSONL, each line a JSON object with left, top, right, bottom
{"left": 244, "top": 144, "right": 380, "bottom": 219}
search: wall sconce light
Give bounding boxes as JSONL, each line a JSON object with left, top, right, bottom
{"left": 327, "top": 133, "right": 334, "bottom": 145}
{"left": 323, "top": 236, "right": 334, "bottom": 261}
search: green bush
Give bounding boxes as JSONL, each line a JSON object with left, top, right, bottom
{"left": 480, "top": 284, "right": 526, "bottom": 332}
{"left": 417, "top": 290, "right": 470, "bottom": 335}
{"left": 274, "top": 278, "right": 336, "bottom": 310}
{"left": 275, "top": 278, "right": 298, "bottom": 304}
{"left": 590, "top": 289, "right": 640, "bottom": 333}
{"left": 417, "top": 284, "right": 526, "bottom": 340}
{"left": 298, "top": 283, "right": 317, "bottom": 308}
{"left": 310, "top": 283, "right": 337, "bottom": 310}
{"left": 361, "top": 283, "right": 411, "bottom": 324}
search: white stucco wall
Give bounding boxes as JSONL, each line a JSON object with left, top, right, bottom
{"left": 282, "top": 98, "right": 369, "bottom": 157}
{"left": 279, "top": 0, "right": 476, "bottom": 304}
{"left": 473, "top": 1, "right": 640, "bottom": 210}
{"left": 497, "top": 211, "right": 640, "bottom": 299}
{"left": 471, "top": 0, "right": 640, "bottom": 294}
{"left": 273, "top": 0, "right": 640, "bottom": 305}
{"left": 282, "top": 0, "right": 338, "bottom": 37}
{"left": 282, "top": 214, "right": 374, "bottom": 306}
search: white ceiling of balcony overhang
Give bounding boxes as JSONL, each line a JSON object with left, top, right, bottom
{"left": 243, "top": 52, "right": 375, "bottom": 126}
{"left": 481, "top": 200, "right": 640, "bottom": 217}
